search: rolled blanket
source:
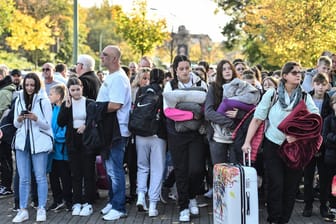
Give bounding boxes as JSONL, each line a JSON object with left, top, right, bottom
{"left": 175, "top": 120, "right": 202, "bottom": 132}
{"left": 277, "top": 100, "right": 322, "bottom": 169}
{"left": 176, "top": 102, "right": 203, "bottom": 120}
{"left": 222, "top": 78, "right": 260, "bottom": 105}
{"left": 163, "top": 88, "right": 207, "bottom": 108}
{"left": 216, "top": 98, "right": 255, "bottom": 116}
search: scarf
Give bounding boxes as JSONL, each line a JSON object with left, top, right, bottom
{"left": 277, "top": 80, "right": 302, "bottom": 109}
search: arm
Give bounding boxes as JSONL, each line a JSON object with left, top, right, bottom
{"left": 107, "top": 102, "right": 122, "bottom": 112}
{"left": 57, "top": 102, "right": 71, "bottom": 127}
{"left": 241, "top": 117, "right": 264, "bottom": 153}
{"left": 204, "top": 85, "right": 234, "bottom": 127}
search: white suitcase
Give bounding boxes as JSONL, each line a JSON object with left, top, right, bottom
{"left": 213, "top": 152, "right": 259, "bottom": 224}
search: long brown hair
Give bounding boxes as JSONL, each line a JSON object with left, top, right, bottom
{"left": 23, "top": 73, "right": 41, "bottom": 110}
{"left": 212, "top": 60, "right": 239, "bottom": 109}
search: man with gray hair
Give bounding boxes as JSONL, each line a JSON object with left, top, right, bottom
{"left": 76, "top": 54, "right": 101, "bottom": 100}
{"left": 42, "top": 62, "right": 61, "bottom": 95}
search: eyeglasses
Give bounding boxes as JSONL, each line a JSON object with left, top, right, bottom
{"left": 42, "top": 68, "right": 51, "bottom": 72}
{"left": 290, "top": 71, "right": 303, "bottom": 76}
{"left": 139, "top": 68, "right": 151, "bottom": 72}
{"left": 76, "top": 62, "right": 83, "bottom": 66}
{"left": 101, "top": 52, "right": 109, "bottom": 57}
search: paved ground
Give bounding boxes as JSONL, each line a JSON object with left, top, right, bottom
{"left": 0, "top": 188, "right": 329, "bottom": 224}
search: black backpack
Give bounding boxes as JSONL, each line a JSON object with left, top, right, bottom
{"left": 82, "top": 101, "right": 106, "bottom": 154}
{"left": 129, "top": 85, "right": 163, "bottom": 137}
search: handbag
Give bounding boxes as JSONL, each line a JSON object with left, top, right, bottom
{"left": 324, "top": 148, "right": 336, "bottom": 167}
{"left": 332, "top": 175, "right": 336, "bottom": 197}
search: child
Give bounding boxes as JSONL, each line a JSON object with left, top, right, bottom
{"left": 47, "top": 84, "right": 72, "bottom": 212}
{"left": 302, "top": 56, "right": 332, "bottom": 92}
{"left": 303, "top": 73, "right": 334, "bottom": 221}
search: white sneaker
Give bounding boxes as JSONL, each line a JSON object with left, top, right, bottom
{"left": 79, "top": 203, "right": 93, "bottom": 216}
{"left": 136, "top": 192, "right": 148, "bottom": 211}
{"left": 179, "top": 208, "right": 190, "bottom": 222}
{"left": 72, "top": 203, "right": 81, "bottom": 216}
{"left": 148, "top": 202, "right": 158, "bottom": 217}
{"left": 102, "top": 209, "right": 127, "bottom": 221}
{"left": 12, "top": 209, "right": 29, "bottom": 223}
{"left": 101, "top": 203, "right": 112, "bottom": 215}
{"left": 36, "top": 208, "right": 46, "bottom": 222}
{"left": 204, "top": 188, "right": 213, "bottom": 198}
{"left": 189, "top": 198, "right": 199, "bottom": 215}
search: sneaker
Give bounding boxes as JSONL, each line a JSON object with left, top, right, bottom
{"left": 302, "top": 205, "right": 312, "bottom": 217}
{"left": 102, "top": 209, "right": 127, "bottom": 221}
{"left": 136, "top": 192, "right": 148, "bottom": 212}
{"left": 65, "top": 202, "right": 72, "bottom": 212}
{"left": 160, "top": 187, "right": 170, "bottom": 204}
{"left": 72, "top": 203, "right": 81, "bottom": 216}
{"left": 149, "top": 202, "right": 158, "bottom": 217}
{"left": 47, "top": 201, "right": 65, "bottom": 212}
{"left": 101, "top": 203, "right": 112, "bottom": 215}
{"left": 203, "top": 188, "right": 213, "bottom": 199}
{"left": 189, "top": 199, "right": 199, "bottom": 215}
{"left": 295, "top": 192, "right": 304, "bottom": 203}
{"left": 12, "top": 203, "right": 20, "bottom": 212}
{"left": 321, "top": 206, "right": 335, "bottom": 221}
{"left": 12, "top": 209, "right": 29, "bottom": 223}
{"left": 36, "top": 208, "right": 46, "bottom": 222}
{"left": 30, "top": 201, "right": 38, "bottom": 209}
{"left": 179, "top": 208, "right": 190, "bottom": 222}
{"left": 168, "top": 192, "right": 177, "bottom": 201}
{"left": 79, "top": 203, "right": 93, "bottom": 216}
{"left": 0, "top": 186, "right": 13, "bottom": 198}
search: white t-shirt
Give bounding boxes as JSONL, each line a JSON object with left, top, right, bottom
{"left": 96, "top": 69, "right": 131, "bottom": 137}
{"left": 72, "top": 97, "right": 86, "bottom": 128}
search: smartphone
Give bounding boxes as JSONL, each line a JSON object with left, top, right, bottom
{"left": 20, "top": 110, "right": 30, "bottom": 115}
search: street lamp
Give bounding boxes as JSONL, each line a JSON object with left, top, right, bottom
{"left": 73, "top": 0, "right": 78, "bottom": 65}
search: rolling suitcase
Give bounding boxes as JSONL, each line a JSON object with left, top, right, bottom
{"left": 213, "top": 151, "right": 259, "bottom": 224}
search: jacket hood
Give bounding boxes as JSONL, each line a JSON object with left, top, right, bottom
{"left": 0, "top": 76, "right": 15, "bottom": 90}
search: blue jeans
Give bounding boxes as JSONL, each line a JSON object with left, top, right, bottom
{"left": 16, "top": 149, "right": 48, "bottom": 209}
{"left": 105, "top": 137, "right": 128, "bottom": 213}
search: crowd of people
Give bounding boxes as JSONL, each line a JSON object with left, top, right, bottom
{"left": 0, "top": 47, "right": 336, "bottom": 224}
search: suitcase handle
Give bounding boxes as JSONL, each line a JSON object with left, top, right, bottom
{"left": 242, "top": 149, "right": 251, "bottom": 167}
{"left": 246, "top": 192, "right": 250, "bottom": 215}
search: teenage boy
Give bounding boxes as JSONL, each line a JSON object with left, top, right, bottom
{"left": 302, "top": 56, "right": 332, "bottom": 92}
{"left": 302, "top": 73, "right": 334, "bottom": 221}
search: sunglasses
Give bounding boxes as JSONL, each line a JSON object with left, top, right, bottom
{"left": 140, "top": 68, "right": 151, "bottom": 72}
{"left": 290, "top": 71, "right": 303, "bottom": 76}
{"left": 42, "top": 68, "right": 51, "bottom": 72}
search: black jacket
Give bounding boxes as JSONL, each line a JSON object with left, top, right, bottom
{"left": 79, "top": 71, "right": 101, "bottom": 100}
{"left": 309, "top": 90, "right": 332, "bottom": 120}
{"left": 57, "top": 98, "right": 94, "bottom": 154}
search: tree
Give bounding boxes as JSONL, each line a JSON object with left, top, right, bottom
{"left": 0, "top": 0, "right": 15, "bottom": 35}
{"left": 244, "top": 0, "right": 336, "bottom": 67}
{"left": 6, "top": 10, "right": 55, "bottom": 68}
{"left": 217, "top": 0, "right": 336, "bottom": 68}
{"left": 114, "top": 0, "right": 169, "bottom": 56}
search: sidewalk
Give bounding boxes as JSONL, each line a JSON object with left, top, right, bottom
{"left": 0, "top": 189, "right": 327, "bottom": 223}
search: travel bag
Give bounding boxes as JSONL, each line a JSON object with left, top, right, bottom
{"left": 213, "top": 151, "right": 259, "bottom": 224}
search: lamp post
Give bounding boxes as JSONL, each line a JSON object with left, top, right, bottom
{"left": 73, "top": 0, "right": 78, "bottom": 65}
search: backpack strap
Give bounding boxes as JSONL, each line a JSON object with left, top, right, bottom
{"left": 39, "top": 99, "right": 45, "bottom": 119}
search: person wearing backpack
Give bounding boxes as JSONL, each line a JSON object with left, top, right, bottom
{"left": 242, "top": 62, "right": 320, "bottom": 224}
{"left": 0, "top": 72, "right": 16, "bottom": 198}
{"left": 163, "top": 55, "right": 208, "bottom": 222}
{"left": 129, "top": 68, "right": 166, "bottom": 217}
